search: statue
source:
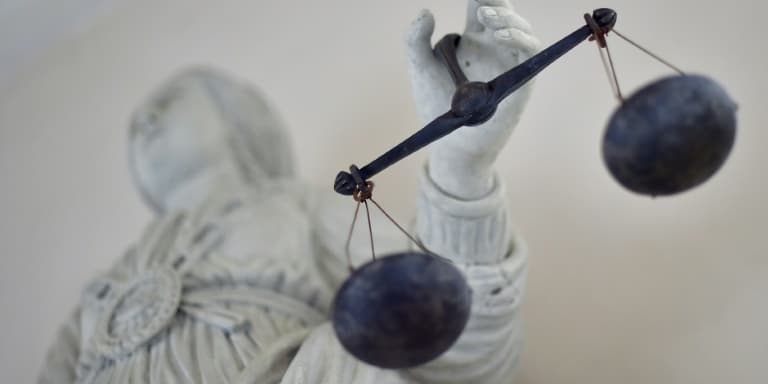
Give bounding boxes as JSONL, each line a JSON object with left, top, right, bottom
{"left": 38, "top": 1, "right": 540, "bottom": 383}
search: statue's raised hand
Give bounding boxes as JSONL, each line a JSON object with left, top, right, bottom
{"left": 407, "top": 0, "right": 540, "bottom": 199}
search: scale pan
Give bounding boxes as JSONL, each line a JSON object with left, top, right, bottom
{"left": 602, "top": 74, "right": 737, "bottom": 196}
{"left": 332, "top": 252, "right": 471, "bottom": 369}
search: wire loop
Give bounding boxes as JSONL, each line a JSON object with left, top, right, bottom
{"left": 584, "top": 13, "right": 609, "bottom": 48}
{"left": 352, "top": 181, "right": 374, "bottom": 203}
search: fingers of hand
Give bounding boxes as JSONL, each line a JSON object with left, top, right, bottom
{"left": 477, "top": 6, "right": 532, "bottom": 34}
{"left": 493, "top": 28, "right": 541, "bottom": 59}
{"left": 466, "top": 0, "right": 513, "bottom": 33}
{"left": 465, "top": 1, "right": 483, "bottom": 33}
{"left": 476, "top": 0, "right": 513, "bottom": 8}
{"left": 408, "top": 9, "right": 435, "bottom": 44}
{"left": 407, "top": 10, "right": 436, "bottom": 64}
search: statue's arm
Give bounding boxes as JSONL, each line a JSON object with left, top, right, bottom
{"left": 287, "top": 170, "right": 527, "bottom": 384}
{"left": 405, "top": 167, "right": 527, "bottom": 383}
{"left": 403, "top": 1, "right": 535, "bottom": 380}
{"left": 38, "top": 309, "right": 82, "bottom": 384}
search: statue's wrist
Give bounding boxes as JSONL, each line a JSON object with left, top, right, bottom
{"left": 417, "top": 164, "right": 510, "bottom": 264}
{"left": 428, "top": 151, "right": 495, "bottom": 200}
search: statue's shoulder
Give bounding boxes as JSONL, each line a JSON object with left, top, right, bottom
{"left": 69, "top": 199, "right": 327, "bottom": 382}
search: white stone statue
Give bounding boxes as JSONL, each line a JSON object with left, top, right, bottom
{"left": 38, "top": 1, "right": 539, "bottom": 383}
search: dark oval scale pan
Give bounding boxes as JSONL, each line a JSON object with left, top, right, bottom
{"left": 332, "top": 252, "right": 472, "bottom": 369}
{"left": 603, "top": 75, "right": 737, "bottom": 196}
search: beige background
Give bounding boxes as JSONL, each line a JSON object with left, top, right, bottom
{"left": 0, "top": 0, "right": 765, "bottom": 383}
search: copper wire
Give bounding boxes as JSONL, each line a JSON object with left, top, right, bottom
{"left": 345, "top": 201, "right": 361, "bottom": 272}
{"left": 585, "top": 12, "right": 624, "bottom": 103}
{"left": 596, "top": 43, "right": 623, "bottom": 102}
{"left": 364, "top": 200, "right": 375, "bottom": 261}
{"left": 345, "top": 181, "right": 376, "bottom": 270}
{"left": 612, "top": 29, "right": 685, "bottom": 75}
{"left": 603, "top": 40, "right": 624, "bottom": 102}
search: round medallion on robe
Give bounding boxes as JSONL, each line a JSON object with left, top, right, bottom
{"left": 91, "top": 267, "right": 182, "bottom": 359}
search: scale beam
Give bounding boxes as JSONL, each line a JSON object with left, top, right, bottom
{"left": 335, "top": 8, "right": 617, "bottom": 196}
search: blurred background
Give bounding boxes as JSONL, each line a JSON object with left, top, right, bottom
{"left": 0, "top": 0, "right": 765, "bottom": 383}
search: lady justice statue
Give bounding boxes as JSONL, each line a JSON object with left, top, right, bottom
{"left": 39, "top": 1, "right": 540, "bottom": 382}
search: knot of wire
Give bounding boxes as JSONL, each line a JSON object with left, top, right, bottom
{"left": 344, "top": 165, "right": 442, "bottom": 272}
{"left": 583, "top": 13, "right": 685, "bottom": 103}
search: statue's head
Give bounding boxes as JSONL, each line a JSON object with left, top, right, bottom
{"left": 129, "top": 67, "right": 295, "bottom": 213}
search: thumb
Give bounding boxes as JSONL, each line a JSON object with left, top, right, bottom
{"left": 406, "top": 9, "right": 436, "bottom": 68}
